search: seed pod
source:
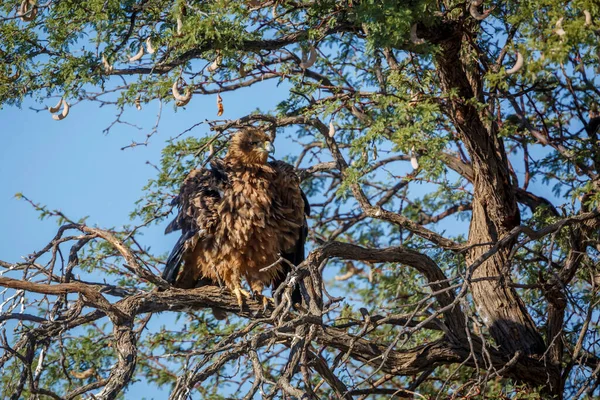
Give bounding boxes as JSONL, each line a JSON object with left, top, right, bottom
{"left": 135, "top": 96, "right": 141, "bottom": 110}
{"left": 271, "top": 4, "right": 286, "bottom": 23}
{"left": 71, "top": 368, "right": 95, "bottom": 380}
{"left": 299, "top": 47, "right": 317, "bottom": 69}
{"left": 584, "top": 10, "right": 592, "bottom": 27}
{"left": 172, "top": 80, "right": 192, "bottom": 103}
{"left": 410, "top": 24, "right": 425, "bottom": 45}
{"left": 207, "top": 55, "right": 223, "bottom": 73}
{"left": 328, "top": 120, "right": 335, "bottom": 138}
{"left": 145, "top": 37, "right": 155, "bottom": 54}
{"left": 51, "top": 100, "right": 70, "bottom": 121}
{"left": 176, "top": 17, "right": 183, "bottom": 36}
{"left": 410, "top": 147, "right": 419, "bottom": 170}
{"left": 506, "top": 52, "right": 524, "bottom": 74}
{"left": 6, "top": 68, "right": 20, "bottom": 81}
{"left": 175, "top": 96, "right": 192, "bottom": 107}
{"left": 555, "top": 17, "right": 566, "bottom": 36}
{"left": 128, "top": 46, "right": 144, "bottom": 62}
{"left": 351, "top": 105, "right": 369, "bottom": 122}
{"left": 101, "top": 54, "right": 113, "bottom": 73}
{"left": 239, "top": 63, "right": 247, "bottom": 77}
{"left": 469, "top": 0, "right": 492, "bottom": 21}
{"left": 19, "top": 0, "right": 38, "bottom": 22}
{"left": 47, "top": 98, "right": 63, "bottom": 113}
{"left": 217, "top": 93, "right": 223, "bottom": 116}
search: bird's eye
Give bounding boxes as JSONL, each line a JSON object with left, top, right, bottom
{"left": 250, "top": 141, "right": 261, "bottom": 146}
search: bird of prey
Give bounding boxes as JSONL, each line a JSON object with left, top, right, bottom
{"left": 163, "top": 128, "right": 309, "bottom": 315}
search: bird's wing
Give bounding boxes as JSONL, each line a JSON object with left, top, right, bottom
{"left": 268, "top": 161, "right": 310, "bottom": 304}
{"left": 163, "top": 159, "right": 228, "bottom": 286}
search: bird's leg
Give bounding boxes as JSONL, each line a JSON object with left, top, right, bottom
{"left": 231, "top": 282, "right": 251, "bottom": 312}
{"left": 249, "top": 280, "right": 272, "bottom": 314}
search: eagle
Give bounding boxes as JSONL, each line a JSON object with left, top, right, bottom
{"left": 163, "top": 128, "right": 309, "bottom": 315}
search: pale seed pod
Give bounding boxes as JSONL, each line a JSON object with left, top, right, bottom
{"left": 506, "top": 52, "right": 524, "bottom": 74}
{"left": 299, "top": 47, "right": 317, "bottom": 69}
{"left": 51, "top": 101, "right": 70, "bottom": 121}
{"left": 172, "top": 80, "right": 192, "bottom": 103}
{"left": 555, "top": 17, "right": 566, "bottom": 36}
{"left": 7, "top": 68, "right": 20, "bottom": 81}
{"left": 207, "top": 55, "right": 223, "bottom": 73}
{"left": 328, "top": 120, "right": 335, "bottom": 138}
{"left": 128, "top": 46, "right": 144, "bottom": 63}
{"left": 351, "top": 105, "right": 369, "bottom": 122}
{"left": 239, "top": 63, "right": 247, "bottom": 77}
{"left": 584, "top": 10, "right": 592, "bottom": 27}
{"left": 135, "top": 96, "right": 141, "bottom": 110}
{"left": 47, "top": 98, "right": 63, "bottom": 113}
{"left": 176, "top": 17, "right": 183, "bottom": 36}
{"left": 271, "top": 4, "right": 286, "bottom": 23}
{"left": 19, "top": 0, "right": 38, "bottom": 22}
{"left": 410, "top": 24, "right": 425, "bottom": 45}
{"left": 101, "top": 54, "right": 113, "bottom": 73}
{"left": 175, "top": 96, "right": 192, "bottom": 107}
{"left": 410, "top": 147, "right": 419, "bottom": 170}
{"left": 469, "top": 0, "right": 492, "bottom": 21}
{"left": 145, "top": 37, "right": 155, "bottom": 54}
{"left": 71, "top": 368, "right": 95, "bottom": 380}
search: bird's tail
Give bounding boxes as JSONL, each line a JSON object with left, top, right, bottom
{"left": 162, "top": 230, "right": 195, "bottom": 284}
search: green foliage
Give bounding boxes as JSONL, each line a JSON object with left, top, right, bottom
{"left": 2, "top": 0, "right": 600, "bottom": 398}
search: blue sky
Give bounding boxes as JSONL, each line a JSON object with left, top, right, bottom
{"left": 0, "top": 79, "right": 294, "bottom": 399}
{"left": 0, "top": 70, "right": 565, "bottom": 399}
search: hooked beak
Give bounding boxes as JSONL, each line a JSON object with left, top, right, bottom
{"left": 263, "top": 141, "right": 275, "bottom": 155}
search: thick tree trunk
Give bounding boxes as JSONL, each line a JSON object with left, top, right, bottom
{"left": 433, "top": 27, "right": 546, "bottom": 357}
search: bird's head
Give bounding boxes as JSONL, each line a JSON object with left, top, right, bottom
{"left": 226, "top": 128, "right": 274, "bottom": 165}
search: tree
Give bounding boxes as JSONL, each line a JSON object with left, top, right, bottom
{"left": 1, "top": 0, "right": 599, "bottom": 398}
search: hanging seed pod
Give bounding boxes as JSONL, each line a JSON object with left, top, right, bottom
{"left": 351, "top": 104, "right": 369, "bottom": 122}
{"left": 271, "top": 3, "right": 286, "bottom": 23}
{"left": 176, "top": 17, "right": 183, "bottom": 36}
{"left": 172, "top": 80, "right": 192, "bottom": 106}
{"left": 209, "top": 143, "right": 215, "bottom": 156}
{"left": 410, "top": 147, "right": 419, "bottom": 170}
{"left": 51, "top": 100, "right": 70, "bottom": 121}
{"left": 216, "top": 93, "right": 224, "bottom": 116}
{"left": 101, "top": 54, "right": 113, "bottom": 73}
{"left": 128, "top": 46, "right": 144, "bottom": 62}
{"left": 47, "top": 98, "right": 63, "bottom": 113}
{"left": 6, "top": 68, "right": 20, "bottom": 81}
{"left": 145, "top": 37, "right": 155, "bottom": 54}
{"left": 71, "top": 368, "right": 95, "bottom": 380}
{"left": 469, "top": 0, "right": 492, "bottom": 21}
{"left": 176, "top": 97, "right": 192, "bottom": 107}
{"left": 410, "top": 24, "right": 425, "bottom": 45}
{"left": 328, "top": 120, "right": 335, "bottom": 138}
{"left": 555, "top": 17, "right": 566, "bottom": 36}
{"left": 506, "top": 52, "right": 524, "bottom": 74}
{"left": 207, "top": 54, "right": 223, "bottom": 73}
{"left": 135, "top": 96, "right": 141, "bottom": 110}
{"left": 239, "top": 63, "right": 247, "bottom": 77}
{"left": 19, "top": 0, "right": 38, "bottom": 22}
{"left": 584, "top": 10, "right": 592, "bottom": 27}
{"left": 299, "top": 47, "right": 317, "bottom": 69}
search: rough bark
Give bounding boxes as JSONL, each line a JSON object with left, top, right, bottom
{"left": 432, "top": 23, "right": 547, "bottom": 358}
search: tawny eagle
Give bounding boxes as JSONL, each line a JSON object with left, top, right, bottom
{"left": 163, "top": 129, "right": 309, "bottom": 313}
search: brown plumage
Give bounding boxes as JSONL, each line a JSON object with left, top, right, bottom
{"left": 163, "top": 129, "right": 309, "bottom": 315}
